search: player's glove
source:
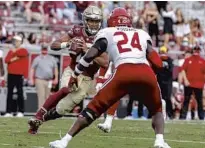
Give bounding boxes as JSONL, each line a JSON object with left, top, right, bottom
{"left": 68, "top": 73, "right": 78, "bottom": 91}
{"left": 95, "top": 77, "right": 106, "bottom": 92}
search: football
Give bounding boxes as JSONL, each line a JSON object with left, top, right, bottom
{"left": 69, "top": 37, "right": 85, "bottom": 55}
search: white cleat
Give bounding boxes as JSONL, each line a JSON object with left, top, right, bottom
{"left": 124, "top": 116, "right": 134, "bottom": 120}
{"left": 49, "top": 140, "right": 67, "bottom": 148}
{"left": 16, "top": 112, "right": 24, "bottom": 117}
{"left": 4, "top": 113, "right": 13, "bottom": 117}
{"left": 154, "top": 140, "right": 171, "bottom": 148}
{"left": 97, "top": 123, "right": 111, "bottom": 133}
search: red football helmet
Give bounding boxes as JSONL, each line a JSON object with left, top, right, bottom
{"left": 107, "top": 7, "right": 132, "bottom": 27}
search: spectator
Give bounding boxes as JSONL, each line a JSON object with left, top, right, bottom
{"left": 27, "top": 33, "right": 38, "bottom": 45}
{"left": 4, "top": 35, "right": 29, "bottom": 117}
{"left": 161, "top": 3, "right": 176, "bottom": 47}
{"left": 154, "top": 1, "right": 167, "bottom": 13}
{"left": 30, "top": 45, "right": 58, "bottom": 109}
{"left": 143, "top": 2, "right": 159, "bottom": 47}
{"left": 157, "top": 46, "right": 174, "bottom": 119}
{"left": 179, "top": 46, "right": 205, "bottom": 120}
{"left": 0, "top": 19, "right": 7, "bottom": 43}
{"left": 191, "top": 18, "right": 204, "bottom": 45}
{"left": 24, "top": 1, "right": 44, "bottom": 25}
{"left": 73, "top": 1, "right": 90, "bottom": 21}
{"left": 0, "top": 49, "right": 5, "bottom": 87}
{"left": 38, "top": 31, "right": 52, "bottom": 45}
{"left": 134, "top": 17, "right": 146, "bottom": 31}
{"left": 54, "top": 1, "right": 76, "bottom": 22}
{"left": 43, "top": 1, "right": 58, "bottom": 24}
{"left": 175, "top": 8, "right": 191, "bottom": 46}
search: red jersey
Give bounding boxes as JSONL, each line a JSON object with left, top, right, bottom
{"left": 5, "top": 48, "right": 29, "bottom": 78}
{"left": 181, "top": 54, "right": 205, "bottom": 89}
{"left": 68, "top": 25, "right": 100, "bottom": 79}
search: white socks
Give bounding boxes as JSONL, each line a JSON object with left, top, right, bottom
{"left": 104, "top": 115, "right": 114, "bottom": 126}
{"left": 62, "top": 133, "right": 72, "bottom": 144}
{"left": 156, "top": 134, "right": 164, "bottom": 142}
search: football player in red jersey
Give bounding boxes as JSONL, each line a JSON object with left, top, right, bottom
{"left": 28, "top": 5, "right": 109, "bottom": 134}
{"left": 49, "top": 7, "right": 170, "bottom": 148}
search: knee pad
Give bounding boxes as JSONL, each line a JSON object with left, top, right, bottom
{"left": 79, "top": 108, "right": 98, "bottom": 123}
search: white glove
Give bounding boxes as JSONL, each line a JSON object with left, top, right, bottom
{"left": 96, "top": 83, "right": 103, "bottom": 92}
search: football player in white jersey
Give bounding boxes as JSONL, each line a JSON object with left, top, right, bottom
{"left": 49, "top": 7, "right": 170, "bottom": 148}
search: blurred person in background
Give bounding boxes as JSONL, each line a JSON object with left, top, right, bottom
{"left": 4, "top": 35, "right": 28, "bottom": 117}
{"left": 191, "top": 18, "right": 204, "bottom": 45}
{"left": 134, "top": 17, "right": 146, "bottom": 31}
{"left": 43, "top": 1, "right": 58, "bottom": 24}
{"left": 0, "top": 19, "right": 7, "bottom": 43}
{"left": 143, "top": 2, "right": 159, "bottom": 47}
{"left": 154, "top": 1, "right": 167, "bottom": 13}
{"left": 54, "top": 1, "right": 76, "bottom": 23}
{"left": 175, "top": 8, "right": 191, "bottom": 46}
{"left": 73, "top": 1, "right": 90, "bottom": 21}
{"left": 157, "top": 46, "right": 174, "bottom": 119}
{"left": 161, "top": 3, "right": 176, "bottom": 47}
{"left": 179, "top": 46, "right": 205, "bottom": 120}
{"left": 30, "top": 45, "right": 58, "bottom": 109}
{"left": 39, "top": 31, "right": 52, "bottom": 45}
{"left": 24, "top": 1, "right": 45, "bottom": 25}
{"left": 27, "top": 33, "right": 38, "bottom": 45}
{"left": 0, "top": 49, "right": 5, "bottom": 87}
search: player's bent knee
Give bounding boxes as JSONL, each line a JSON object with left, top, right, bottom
{"left": 79, "top": 108, "right": 98, "bottom": 123}
{"left": 56, "top": 105, "right": 66, "bottom": 115}
{"left": 56, "top": 104, "right": 72, "bottom": 115}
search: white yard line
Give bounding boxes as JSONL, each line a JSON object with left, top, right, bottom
{"left": 0, "top": 143, "right": 45, "bottom": 148}
{"left": 94, "top": 135, "right": 205, "bottom": 144}
{"left": 4, "top": 130, "right": 205, "bottom": 145}
{"left": 1, "top": 131, "right": 205, "bottom": 148}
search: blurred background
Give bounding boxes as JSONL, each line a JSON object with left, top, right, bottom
{"left": 0, "top": 1, "right": 205, "bottom": 120}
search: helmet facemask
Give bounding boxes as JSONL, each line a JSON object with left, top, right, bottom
{"left": 84, "top": 18, "right": 102, "bottom": 35}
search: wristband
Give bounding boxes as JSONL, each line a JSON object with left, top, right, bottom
{"left": 61, "top": 42, "right": 68, "bottom": 49}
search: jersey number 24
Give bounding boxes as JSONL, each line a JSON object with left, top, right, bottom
{"left": 114, "top": 31, "right": 142, "bottom": 53}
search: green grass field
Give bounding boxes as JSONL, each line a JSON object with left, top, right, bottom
{"left": 0, "top": 117, "right": 205, "bottom": 148}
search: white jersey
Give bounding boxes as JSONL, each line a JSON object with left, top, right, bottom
{"left": 94, "top": 27, "right": 152, "bottom": 68}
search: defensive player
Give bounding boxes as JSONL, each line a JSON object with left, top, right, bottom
{"left": 49, "top": 7, "right": 171, "bottom": 148}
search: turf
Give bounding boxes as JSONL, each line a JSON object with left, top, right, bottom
{"left": 0, "top": 117, "right": 205, "bottom": 148}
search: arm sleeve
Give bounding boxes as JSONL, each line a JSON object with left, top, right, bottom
{"left": 5, "top": 51, "right": 14, "bottom": 63}
{"left": 15, "top": 48, "right": 28, "bottom": 57}
{"left": 74, "top": 38, "right": 108, "bottom": 76}
{"left": 31, "top": 57, "right": 39, "bottom": 69}
{"left": 52, "top": 57, "right": 58, "bottom": 68}
{"left": 92, "top": 38, "right": 108, "bottom": 53}
{"left": 146, "top": 41, "right": 162, "bottom": 70}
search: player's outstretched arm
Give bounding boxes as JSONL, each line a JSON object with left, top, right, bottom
{"left": 146, "top": 40, "right": 163, "bottom": 70}
{"left": 94, "top": 53, "right": 109, "bottom": 68}
{"left": 50, "top": 34, "right": 71, "bottom": 51}
{"left": 73, "top": 38, "right": 108, "bottom": 77}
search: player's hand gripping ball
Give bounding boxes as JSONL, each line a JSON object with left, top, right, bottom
{"left": 69, "top": 37, "right": 86, "bottom": 55}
